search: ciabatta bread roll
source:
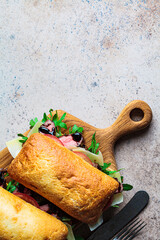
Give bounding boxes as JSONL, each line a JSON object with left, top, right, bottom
{"left": 0, "top": 187, "right": 68, "bottom": 240}
{"left": 8, "top": 133, "right": 119, "bottom": 224}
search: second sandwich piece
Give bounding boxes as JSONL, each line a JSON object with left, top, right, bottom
{"left": 8, "top": 133, "right": 119, "bottom": 224}
{"left": 0, "top": 187, "right": 68, "bottom": 240}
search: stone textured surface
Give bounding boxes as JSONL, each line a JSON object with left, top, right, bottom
{"left": 0, "top": 0, "right": 160, "bottom": 239}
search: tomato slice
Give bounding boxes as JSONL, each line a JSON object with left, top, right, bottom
{"left": 42, "top": 134, "right": 64, "bottom": 146}
{"left": 13, "top": 192, "right": 40, "bottom": 208}
{"left": 74, "top": 152, "right": 93, "bottom": 166}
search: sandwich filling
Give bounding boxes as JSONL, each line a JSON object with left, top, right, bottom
{"left": 4, "top": 109, "right": 133, "bottom": 239}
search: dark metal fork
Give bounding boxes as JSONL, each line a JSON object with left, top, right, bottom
{"left": 113, "top": 217, "right": 147, "bottom": 240}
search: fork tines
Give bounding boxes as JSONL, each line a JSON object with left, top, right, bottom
{"left": 113, "top": 217, "right": 147, "bottom": 240}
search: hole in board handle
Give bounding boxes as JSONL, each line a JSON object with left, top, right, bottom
{"left": 130, "top": 108, "right": 144, "bottom": 122}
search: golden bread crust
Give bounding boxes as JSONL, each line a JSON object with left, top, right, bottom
{"left": 0, "top": 187, "right": 68, "bottom": 240}
{"left": 8, "top": 133, "right": 119, "bottom": 224}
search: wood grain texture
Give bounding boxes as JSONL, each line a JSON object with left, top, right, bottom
{"left": 0, "top": 100, "right": 152, "bottom": 171}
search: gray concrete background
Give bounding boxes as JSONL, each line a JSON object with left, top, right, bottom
{"left": 0, "top": 0, "right": 160, "bottom": 239}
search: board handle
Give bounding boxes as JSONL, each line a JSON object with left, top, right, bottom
{"left": 110, "top": 100, "right": 152, "bottom": 142}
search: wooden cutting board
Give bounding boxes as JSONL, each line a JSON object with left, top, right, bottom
{"left": 0, "top": 100, "right": 152, "bottom": 171}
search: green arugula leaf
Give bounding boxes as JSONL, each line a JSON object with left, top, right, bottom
{"left": 4, "top": 172, "right": 9, "bottom": 178}
{"left": 9, "top": 185, "right": 17, "bottom": 193}
{"left": 17, "top": 134, "right": 28, "bottom": 144}
{"left": 122, "top": 184, "right": 133, "bottom": 191}
{"left": 75, "top": 237, "right": 85, "bottom": 240}
{"left": 52, "top": 111, "right": 67, "bottom": 137}
{"left": 29, "top": 117, "right": 38, "bottom": 129}
{"left": 58, "top": 122, "right": 67, "bottom": 128}
{"left": 29, "top": 108, "right": 53, "bottom": 128}
{"left": 100, "top": 163, "right": 123, "bottom": 176}
{"left": 112, "top": 204, "right": 119, "bottom": 208}
{"left": 28, "top": 109, "right": 67, "bottom": 137}
{"left": 100, "top": 167, "right": 113, "bottom": 175}
{"left": 61, "top": 217, "right": 72, "bottom": 222}
{"left": 109, "top": 168, "right": 124, "bottom": 174}
{"left": 59, "top": 112, "right": 66, "bottom": 122}
{"left": 42, "top": 113, "right": 49, "bottom": 123}
{"left": 101, "top": 163, "right": 111, "bottom": 170}
{"left": 69, "top": 124, "right": 84, "bottom": 134}
{"left": 49, "top": 109, "right": 53, "bottom": 119}
{"left": 52, "top": 110, "right": 58, "bottom": 122}
{"left": 88, "top": 132, "right": 99, "bottom": 154}
{"left": 121, "top": 176, "right": 124, "bottom": 183}
{"left": 42, "top": 109, "right": 54, "bottom": 123}
{"left": 6, "top": 180, "right": 19, "bottom": 193}
{"left": 6, "top": 180, "right": 13, "bottom": 190}
{"left": 100, "top": 164, "right": 133, "bottom": 191}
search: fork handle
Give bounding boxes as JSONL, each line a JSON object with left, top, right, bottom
{"left": 87, "top": 191, "right": 149, "bottom": 240}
